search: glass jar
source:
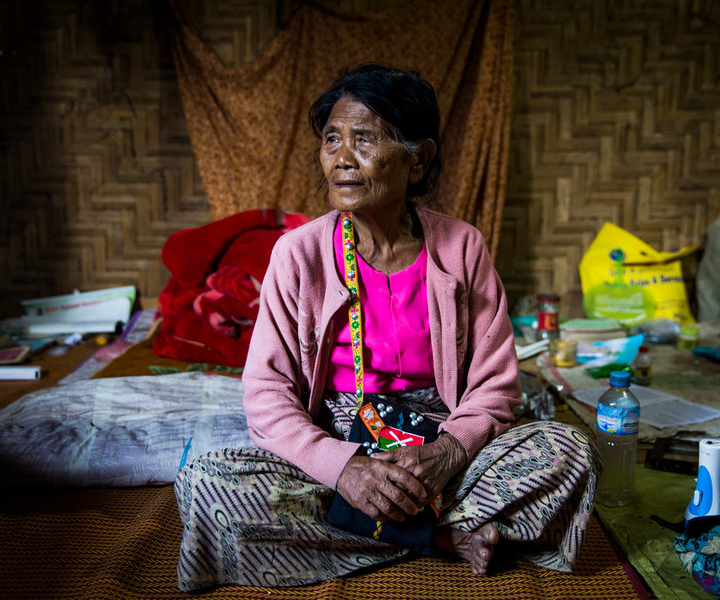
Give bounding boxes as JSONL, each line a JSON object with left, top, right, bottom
{"left": 551, "top": 339, "right": 578, "bottom": 367}
{"left": 677, "top": 325, "right": 699, "bottom": 350}
{"left": 536, "top": 293, "right": 560, "bottom": 341}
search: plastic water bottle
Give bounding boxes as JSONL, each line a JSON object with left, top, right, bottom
{"left": 596, "top": 371, "right": 640, "bottom": 507}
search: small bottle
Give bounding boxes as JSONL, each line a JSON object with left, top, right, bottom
{"left": 596, "top": 371, "right": 640, "bottom": 507}
{"left": 632, "top": 345, "right": 652, "bottom": 386}
{"left": 677, "top": 325, "right": 699, "bottom": 350}
{"left": 536, "top": 293, "right": 560, "bottom": 341}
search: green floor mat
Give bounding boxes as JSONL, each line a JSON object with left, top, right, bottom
{"left": 595, "top": 465, "right": 711, "bottom": 599}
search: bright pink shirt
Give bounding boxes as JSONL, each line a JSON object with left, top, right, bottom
{"left": 326, "top": 218, "right": 435, "bottom": 392}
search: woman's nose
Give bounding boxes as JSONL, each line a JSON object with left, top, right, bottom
{"left": 336, "top": 144, "right": 358, "bottom": 169}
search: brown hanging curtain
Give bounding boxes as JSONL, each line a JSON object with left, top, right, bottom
{"left": 168, "top": 0, "right": 513, "bottom": 260}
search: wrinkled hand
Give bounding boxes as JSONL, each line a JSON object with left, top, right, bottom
{"left": 371, "top": 433, "right": 467, "bottom": 503}
{"left": 335, "top": 454, "right": 430, "bottom": 522}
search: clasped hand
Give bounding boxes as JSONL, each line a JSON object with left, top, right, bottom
{"left": 335, "top": 433, "right": 467, "bottom": 523}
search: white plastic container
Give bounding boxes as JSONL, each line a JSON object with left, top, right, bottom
{"left": 685, "top": 439, "right": 720, "bottom": 521}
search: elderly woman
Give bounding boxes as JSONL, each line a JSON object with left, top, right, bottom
{"left": 175, "top": 64, "right": 600, "bottom": 590}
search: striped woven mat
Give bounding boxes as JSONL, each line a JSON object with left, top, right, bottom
{"left": 0, "top": 485, "right": 648, "bottom": 599}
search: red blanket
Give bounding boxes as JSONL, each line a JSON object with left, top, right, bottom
{"left": 153, "top": 209, "right": 309, "bottom": 366}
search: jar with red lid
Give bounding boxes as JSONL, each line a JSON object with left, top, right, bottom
{"left": 536, "top": 293, "right": 560, "bottom": 341}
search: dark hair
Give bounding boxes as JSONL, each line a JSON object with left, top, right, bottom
{"left": 309, "top": 64, "right": 442, "bottom": 198}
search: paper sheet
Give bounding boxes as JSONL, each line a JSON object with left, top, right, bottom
{"left": 572, "top": 386, "right": 720, "bottom": 429}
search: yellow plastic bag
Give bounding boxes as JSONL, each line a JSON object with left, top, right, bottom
{"left": 580, "top": 223, "right": 697, "bottom": 326}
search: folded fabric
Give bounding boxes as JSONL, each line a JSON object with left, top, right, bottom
{"left": 0, "top": 372, "right": 254, "bottom": 487}
{"left": 674, "top": 515, "right": 720, "bottom": 595}
{"left": 154, "top": 209, "right": 309, "bottom": 366}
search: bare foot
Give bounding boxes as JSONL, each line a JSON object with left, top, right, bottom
{"left": 435, "top": 523, "right": 499, "bottom": 575}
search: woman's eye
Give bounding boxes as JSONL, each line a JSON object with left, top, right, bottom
{"left": 358, "top": 133, "right": 378, "bottom": 146}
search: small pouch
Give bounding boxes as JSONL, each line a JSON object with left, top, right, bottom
{"left": 327, "top": 394, "right": 441, "bottom": 555}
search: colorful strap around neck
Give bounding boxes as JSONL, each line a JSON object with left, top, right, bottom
{"left": 340, "top": 212, "right": 365, "bottom": 408}
{"left": 340, "top": 215, "right": 442, "bottom": 520}
{"left": 341, "top": 212, "right": 387, "bottom": 537}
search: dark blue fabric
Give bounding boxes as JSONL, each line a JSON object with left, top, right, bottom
{"left": 327, "top": 395, "right": 439, "bottom": 556}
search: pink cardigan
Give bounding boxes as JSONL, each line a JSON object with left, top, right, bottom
{"left": 242, "top": 206, "right": 521, "bottom": 489}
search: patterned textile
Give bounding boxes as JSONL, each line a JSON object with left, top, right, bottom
{"left": 175, "top": 389, "right": 600, "bottom": 590}
{"left": 167, "top": 0, "right": 513, "bottom": 260}
{"left": 673, "top": 516, "right": 720, "bottom": 595}
{"left": 0, "top": 372, "right": 252, "bottom": 488}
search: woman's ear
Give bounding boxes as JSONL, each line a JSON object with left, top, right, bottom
{"left": 409, "top": 139, "right": 437, "bottom": 184}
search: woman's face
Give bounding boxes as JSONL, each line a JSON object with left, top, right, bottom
{"left": 319, "top": 97, "right": 414, "bottom": 217}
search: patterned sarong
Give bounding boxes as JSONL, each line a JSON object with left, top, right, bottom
{"left": 175, "top": 389, "right": 600, "bottom": 590}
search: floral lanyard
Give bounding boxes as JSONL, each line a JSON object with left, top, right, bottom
{"left": 340, "top": 212, "right": 365, "bottom": 406}
{"left": 340, "top": 211, "right": 386, "bottom": 539}
{"left": 340, "top": 212, "right": 442, "bottom": 521}
{"left": 340, "top": 212, "right": 386, "bottom": 439}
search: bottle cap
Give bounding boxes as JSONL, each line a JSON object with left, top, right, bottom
{"left": 638, "top": 345, "right": 649, "bottom": 353}
{"left": 609, "top": 371, "right": 631, "bottom": 386}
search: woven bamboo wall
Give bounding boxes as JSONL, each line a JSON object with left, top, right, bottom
{"left": 0, "top": 0, "right": 208, "bottom": 317}
{"left": 1, "top": 0, "right": 719, "bottom": 319}
{"left": 498, "top": 0, "right": 720, "bottom": 315}
{"left": 0, "top": 0, "right": 405, "bottom": 317}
